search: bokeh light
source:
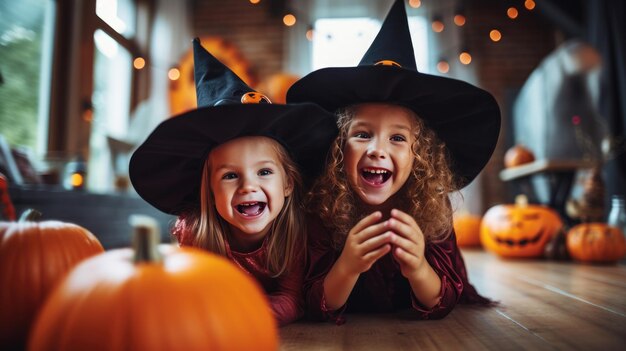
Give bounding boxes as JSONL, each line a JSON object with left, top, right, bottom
{"left": 490, "top": 29, "right": 502, "bottom": 42}
{"left": 283, "top": 14, "right": 296, "bottom": 26}
{"left": 459, "top": 52, "right": 472, "bottom": 65}
{"left": 168, "top": 67, "right": 180, "bottom": 81}
{"left": 437, "top": 60, "right": 450, "bottom": 73}
{"left": 133, "top": 57, "right": 145, "bottom": 69}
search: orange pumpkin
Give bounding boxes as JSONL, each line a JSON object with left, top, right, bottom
{"left": 566, "top": 223, "right": 626, "bottom": 263}
{"left": 480, "top": 195, "right": 563, "bottom": 258}
{"left": 504, "top": 145, "right": 535, "bottom": 168}
{"left": 0, "top": 210, "right": 103, "bottom": 351}
{"left": 453, "top": 212, "right": 482, "bottom": 247}
{"left": 241, "top": 91, "right": 271, "bottom": 104}
{"left": 29, "top": 217, "right": 278, "bottom": 351}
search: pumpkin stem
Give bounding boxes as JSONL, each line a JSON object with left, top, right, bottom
{"left": 19, "top": 208, "right": 42, "bottom": 222}
{"left": 129, "top": 215, "right": 162, "bottom": 263}
{"left": 515, "top": 194, "right": 529, "bottom": 207}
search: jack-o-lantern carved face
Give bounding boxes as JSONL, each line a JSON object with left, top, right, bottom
{"left": 480, "top": 195, "right": 563, "bottom": 258}
{"left": 241, "top": 92, "right": 271, "bottom": 104}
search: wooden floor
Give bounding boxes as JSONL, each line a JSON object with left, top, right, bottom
{"left": 280, "top": 249, "right": 626, "bottom": 350}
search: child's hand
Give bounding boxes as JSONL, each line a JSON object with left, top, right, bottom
{"left": 388, "top": 209, "right": 428, "bottom": 279}
{"left": 337, "top": 211, "right": 393, "bottom": 276}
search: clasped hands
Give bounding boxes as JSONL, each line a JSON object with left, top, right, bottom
{"left": 337, "top": 209, "right": 429, "bottom": 281}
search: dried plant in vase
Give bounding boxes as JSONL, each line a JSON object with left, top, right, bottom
{"left": 567, "top": 165, "right": 606, "bottom": 222}
{"left": 566, "top": 111, "right": 625, "bottom": 223}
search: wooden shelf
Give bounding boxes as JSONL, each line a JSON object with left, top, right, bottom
{"left": 499, "top": 159, "right": 595, "bottom": 182}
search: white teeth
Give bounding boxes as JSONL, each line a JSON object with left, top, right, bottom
{"left": 363, "top": 168, "right": 388, "bottom": 174}
{"left": 240, "top": 202, "right": 258, "bottom": 206}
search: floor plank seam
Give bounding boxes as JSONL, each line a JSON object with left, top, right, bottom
{"left": 494, "top": 309, "right": 554, "bottom": 347}
{"left": 517, "top": 276, "right": 626, "bottom": 317}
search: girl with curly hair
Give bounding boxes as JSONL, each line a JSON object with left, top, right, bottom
{"left": 287, "top": 0, "right": 500, "bottom": 322}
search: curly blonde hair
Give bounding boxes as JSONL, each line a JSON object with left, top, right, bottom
{"left": 306, "top": 104, "right": 459, "bottom": 250}
{"left": 174, "top": 138, "right": 305, "bottom": 278}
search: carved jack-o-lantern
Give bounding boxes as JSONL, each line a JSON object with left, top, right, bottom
{"left": 241, "top": 92, "right": 271, "bottom": 104}
{"left": 480, "top": 195, "right": 563, "bottom": 258}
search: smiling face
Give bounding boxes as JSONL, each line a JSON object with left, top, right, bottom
{"left": 209, "top": 136, "right": 293, "bottom": 249}
{"left": 343, "top": 103, "right": 416, "bottom": 206}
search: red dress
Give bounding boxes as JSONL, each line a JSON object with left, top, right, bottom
{"left": 173, "top": 218, "right": 305, "bottom": 326}
{"left": 305, "top": 216, "right": 492, "bottom": 323}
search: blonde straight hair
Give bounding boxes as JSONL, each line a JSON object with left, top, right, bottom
{"left": 187, "top": 139, "right": 305, "bottom": 278}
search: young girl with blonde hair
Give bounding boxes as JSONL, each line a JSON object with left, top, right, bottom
{"left": 130, "top": 39, "right": 337, "bottom": 326}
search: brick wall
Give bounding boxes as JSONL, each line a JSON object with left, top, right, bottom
{"left": 465, "top": 0, "right": 558, "bottom": 208}
{"left": 192, "top": 0, "right": 287, "bottom": 84}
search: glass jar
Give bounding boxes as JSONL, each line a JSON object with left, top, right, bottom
{"left": 607, "top": 195, "right": 626, "bottom": 236}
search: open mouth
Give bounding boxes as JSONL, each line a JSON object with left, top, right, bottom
{"left": 236, "top": 202, "right": 267, "bottom": 217}
{"left": 360, "top": 167, "right": 392, "bottom": 186}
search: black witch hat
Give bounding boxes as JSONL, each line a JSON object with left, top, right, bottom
{"left": 130, "top": 38, "right": 338, "bottom": 215}
{"left": 287, "top": 0, "right": 501, "bottom": 188}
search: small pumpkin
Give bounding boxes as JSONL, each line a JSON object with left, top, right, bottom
{"left": 566, "top": 223, "right": 626, "bottom": 263}
{"left": 29, "top": 216, "right": 278, "bottom": 351}
{"left": 504, "top": 145, "right": 535, "bottom": 168}
{"left": 453, "top": 212, "right": 482, "bottom": 247}
{"left": 480, "top": 195, "right": 563, "bottom": 258}
{"left": 241, "top": 91, "right": 271, "bottom": 104}
{"left": 0, "top": 210, "right": 104, "bottom": 351}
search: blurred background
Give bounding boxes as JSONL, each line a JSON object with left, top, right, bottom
{"left": 0, "top": 0, "right": 624, "bottom": 246}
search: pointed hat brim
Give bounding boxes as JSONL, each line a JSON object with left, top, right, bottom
{"left": 286, "top": 66, "right": 501, "bottom": 187}
{"left": 129, "top": 103, "right": 338, "bottom": 215}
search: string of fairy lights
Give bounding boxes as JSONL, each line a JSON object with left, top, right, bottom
{"left": 129, "top": 0, "right": 539, "bottom": 78}
{"left": 421, "top": 0, "right": 538, "bottom": 74}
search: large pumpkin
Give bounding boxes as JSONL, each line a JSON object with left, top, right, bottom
{"left": 0, "top": 210, "right": 104, "bottom": 351}
{"left": 480, "top": 195, "right": 563, "bottom": 258}
{"left": 566, "top": 223, "right": 626, "bottom": 263}
{"left": 453, "top": 212, "right": 482, "bottom": 247}
{"left": 29, "top": 217, "right": 278, "bottom": 351}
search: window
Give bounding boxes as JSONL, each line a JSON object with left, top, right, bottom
{"left": 88, "top": 0, "right": 139, "bottom": 192}
{"left": 312, "top": 18, "right": 380, "bottom": 70}
{"left": 0, "top": 0, "right": 54, "bottom": 156}
{"left": 2, "top": 0, "right": 158, "bottom": 192}
{"left": 311, "top": 16, "right": 429, "bottom": 72}
{"left": 96, "top": 0, "right": 137, "bottom": 38}
{"left": 88, "top": 29, "right": 133, "bottom": 192}
{"left": 408, "top": 16, "right": 429, "bottom": 73}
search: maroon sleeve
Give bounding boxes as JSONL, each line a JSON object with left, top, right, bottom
{"left": 303, "top": 216, "right": 346, "bottom": 323}
{"left": 409, "top": 233, "right": 463, "bottom": 319}
{"left": 452, "top": 229, "right": 495, "bottom": 305}
{"left": 171, "top": 213, "right": 195, "bottom": 247}
{"left": 408, "top": 229, "right": 494, "bottom": 319}
{"left": 268, "top": 246, "right": 306, "bottom": 326}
